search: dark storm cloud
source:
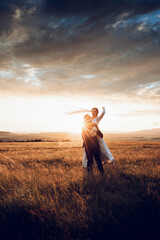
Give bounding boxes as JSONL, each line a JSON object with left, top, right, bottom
{"left": 42, "top": 0, "right": 160, "bottom": 16}
{"left": 0, "top": 1, "right": 14, "bottom": 34}
{"left": 0, "top": 0, "right": 160, "bottom": 100}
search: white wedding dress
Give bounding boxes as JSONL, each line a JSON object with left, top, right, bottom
{"left": 82, "top": 109, "right": 114, "bottom": 168}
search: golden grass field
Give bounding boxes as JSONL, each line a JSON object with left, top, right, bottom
{"left": 0, "top": 138, "right": 160, "bottom": 240}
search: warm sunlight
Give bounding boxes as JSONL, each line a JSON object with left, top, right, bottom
{"left": 1, "top": 2, "right": 160, "bottom": 240}
{"left": 0, "top": 96, "right": 160, "bottom": 133}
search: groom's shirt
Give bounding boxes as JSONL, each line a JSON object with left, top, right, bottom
{"left": 82, "top": 123, "right": 102, "bottom": 150}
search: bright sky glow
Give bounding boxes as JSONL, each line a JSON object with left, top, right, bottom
{"left": 0, "top": 96, "right": 160, "bottom": 133}
{"left": 0, "top": 1, "right": 160, "bottom": 133}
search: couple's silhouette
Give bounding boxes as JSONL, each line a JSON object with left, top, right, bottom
{"left": 82, "top": 107, "right": 114, "bottom": 173}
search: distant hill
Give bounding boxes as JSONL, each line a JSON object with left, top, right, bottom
{"left": 0, "top": 128, "right": 160, "bottom": 142}
{"left": 0, "top": 131, "right": 80, "bottom": 142}
{"left": 126, "top": 128, "right": 160, "bottom": 136}
{"left": 104, "top": 128, "right": 160, "bottom": 141}
{"left": 0, "top": 131, "right": 10, "bottom": 134}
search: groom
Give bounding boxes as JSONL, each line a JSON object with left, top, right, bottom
{"left": 82, "top": 114, "right": 104, "bottom": 173}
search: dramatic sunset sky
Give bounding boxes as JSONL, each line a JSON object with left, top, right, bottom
{"left": 0, "top": 0, "right": 160, "bottom": 132}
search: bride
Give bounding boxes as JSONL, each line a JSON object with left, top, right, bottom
{"left": 82, "top": 107, "right": 114, "bottom": 168}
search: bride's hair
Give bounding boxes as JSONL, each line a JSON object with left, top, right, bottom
{"left": 92, "top": 108, "right": 98, "bottom": 113}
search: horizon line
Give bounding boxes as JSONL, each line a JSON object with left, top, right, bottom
{"left": 0, "top": 127, "right": 160, "bottom": 134}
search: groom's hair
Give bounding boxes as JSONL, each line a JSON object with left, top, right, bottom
{"left": 84, "top": 114, "right": 91, "bottom": 122}
{"left": 92, "top": 108, "right": 99, "bottom": 113}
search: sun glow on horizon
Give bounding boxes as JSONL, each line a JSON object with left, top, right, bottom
{"left": 0, "top": 96, "right": 160, "bottom": 133}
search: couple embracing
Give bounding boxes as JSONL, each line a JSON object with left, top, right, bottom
{"left": 82, "top": 107, "right": 114, "bottom": 173}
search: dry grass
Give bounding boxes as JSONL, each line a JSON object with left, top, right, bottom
{"left": 0, "top": 140, "right": 160, "bottom": 240}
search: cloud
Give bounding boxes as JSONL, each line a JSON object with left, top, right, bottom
{"left": 152, "top": 121, "right": 160, "bottom": 126}
{"left": 0, "top": 0, "right": 160, "bottom": 101}
{"left": 65, "top": 109, "right": 91, "bottom": 115}
{"left": 117, "top": 109, "right": 160, "bottom": 117}
{"left": 41, "top": 0, "right": 160, "bottom": 17}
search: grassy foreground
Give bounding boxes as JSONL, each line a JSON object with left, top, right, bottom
{"left": 0, "top": 141, "right": 160, "bottom": 240}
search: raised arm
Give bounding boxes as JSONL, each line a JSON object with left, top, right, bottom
{"left": 97, "top": 107, "right": 106, "bottom": 122}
